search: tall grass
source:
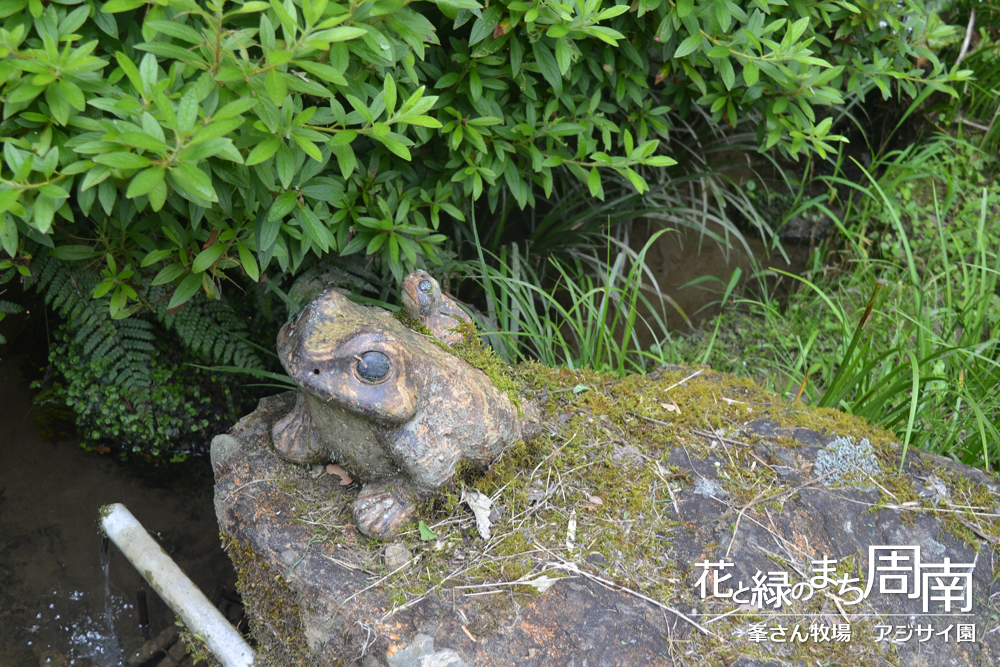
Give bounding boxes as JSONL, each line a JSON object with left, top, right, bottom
{"left": 674, "top": 137, "right": 1000, "bottom": 469}
{"left": 464, "top": 224, "right": 675, "bottom": 377}
{"left": 451, "top": 111, "right": 1000, "bottom": 471}
{"left": 451, "top": 113, "right": 804, "bottom": 378}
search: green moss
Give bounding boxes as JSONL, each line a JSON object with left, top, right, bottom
{"left": 393, "top": 309, "right": 433, "bottom": 337}
{"left": 267, "top": 359, "right": 981, "bottom": 666}
{"left": 395, "top": 314, "right": 525, "bottom": 411}
{"left": 177, "top": 619, "right": 222, "bottom": 667}
{"left": 222, "top": 533, "right": 312, "bottom": 666}
{"left": 98, "top": 504, "right": 114, "bottom": 524}
{"left": 934, "top": 468, "right": 1000, "bottom": 550}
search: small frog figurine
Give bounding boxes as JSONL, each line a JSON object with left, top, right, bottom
{"left": 401, "top": 270, "right": 471, "bottom": 347}
{"left": 271, "top": 275, "right": 539, "bottom": 538}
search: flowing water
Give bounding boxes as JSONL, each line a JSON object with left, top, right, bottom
{"left": 0, "top": 293, "right": 240, "bottom": 667}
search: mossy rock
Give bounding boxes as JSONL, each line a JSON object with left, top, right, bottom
{"left": 211, "top": 364, "right": 1000, "bottom": 667}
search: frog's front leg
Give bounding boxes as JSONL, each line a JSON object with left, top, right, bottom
{"left": 272, "top": 391, "right": 327, "bottom": 463}
{"left": 352, "top": 477, "right": 418, "bottom": 539}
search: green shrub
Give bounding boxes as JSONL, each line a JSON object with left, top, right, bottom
{"left": 0, "top": 259, "right": 23, "bottom": 344}
{"left": 0, "top": 0, "right": 972, "bottom": 315}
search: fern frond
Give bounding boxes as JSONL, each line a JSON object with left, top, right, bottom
{"left": 0, "top": 300, "right": 21, "bottom": 314}
{"left": 156, "top": 292, "right": 265, "bottom": 371}
{"left": 33, "top": 252, "right": 156, "bottom": 420}
{"left": 30, "top": 252, "right": 252, "bottom": 458}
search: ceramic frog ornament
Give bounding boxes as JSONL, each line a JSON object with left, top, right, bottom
{"left": 271, "top": 275, "right": 539, "bottom": 538}
{"left": 400, "top": 270, "right": 472, "bottom": 346}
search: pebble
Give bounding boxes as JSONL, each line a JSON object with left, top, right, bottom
{"left": 384, "top": 543, "right": 412, "bottom": 570}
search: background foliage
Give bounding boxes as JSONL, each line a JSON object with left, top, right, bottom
{"left": 0, "top": 0, "right": 970, "bottom": 297}
{"left": 664, "top": 136, "right": 1000, "bottom": 469}
{"left": 0, "top": 0, "right": 982, "bottom": 458}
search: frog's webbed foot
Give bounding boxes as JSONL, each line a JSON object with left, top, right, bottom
{"left": 352, "top": 478, "right": 417, "bottom": 539}
{"left": 435, "top": 314, "right": 471, "bottom": 347}
{"left": 272, "top": 391, "right": 327, "bottom": 464}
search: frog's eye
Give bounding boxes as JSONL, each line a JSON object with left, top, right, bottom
{"left": 418, "top": 279, "right": 434, "bottom": 294}
{"left": 355, "top": 351, "right": 391, "bottom": 383}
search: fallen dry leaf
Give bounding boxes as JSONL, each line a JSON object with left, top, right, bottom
{"left": 462, "top": 488, "right": 493, "bottom": 540}
{"left": 326, "top": 463, "right": 352, "bottom": 486}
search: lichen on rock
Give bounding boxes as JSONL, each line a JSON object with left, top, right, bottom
{"left": 813, "top": 435, "right": 880, "bottom": 489}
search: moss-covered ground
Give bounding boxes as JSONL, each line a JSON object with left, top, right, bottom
{"left": 257, "top": 340, "right": 1000, "bottom": 665}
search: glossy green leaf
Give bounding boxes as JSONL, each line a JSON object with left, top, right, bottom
{"left": 292, "top": 60, "right": 347, "bottom": 86}
{"left": 118, "top": 132, "right": 168, "bottom": 152}
{"left": 308, "top": 26, "right": 366, "bottom": 42}
{"left": 167, "top": 272, "right": 204, "bottom": 309}
{"left": 587, "top": 167, "right": 603, "bottom": 200}
{"left": 94, "top": 152, "right": 152, "bottom": 169}
{"left": 418, "top": 521, "right": 437, "bottom": 541}
{"left": 0, "top": 190, "right": 20, "bottom": 215}
{"left": 141, "top": 248, "right": 174, "bottom": 267}
{"left": 33, "top": 194, "right": 56, "bottom": 233}
{"left": 192, "top": 242, "right": 226, "bottom": 273}
{"left": 126, "top": 167, "right": 165, "bottom": 198}
{"left": 0, "top": 215, "right": 17, "bottom": 258}
{"left": 674, "top": 34, "right": 703, "bottom": 58}
{"left": 246, "top": 136, "right": 282, "bottom": 165}
{"left": 173, "top": 163, "right": 218, "bottom": 202}
{"left": 268, "top": 191, "right": 298, "bottom": 221}
{"left": 212, "top": 98, "right": 258, "bottom": 121}
{"left": 532, "top": 41, "right": 562, "bottom": 97}
{"left": 50, "top": 245, "right": 100, "bottom": 261}
{"left": 237, "top": 241, "right": 260, "bottom": 281}
{"left": 152, "top": 263, "right": 186, "bottom": 285}
{"left": 265, "top": 69, "right": 287, "bottom": 106}
{"left": 101, "top": 0, "right": 145, "bottom": 12}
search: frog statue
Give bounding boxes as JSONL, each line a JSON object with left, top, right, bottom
{"left": 270, "top": 272, "right": 539, "bottom": 539}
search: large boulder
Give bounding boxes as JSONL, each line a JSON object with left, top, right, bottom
{"left": 212, "top": 363, "right": 1000, "bottom": 666}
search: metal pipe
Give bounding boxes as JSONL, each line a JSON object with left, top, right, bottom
{"left": 100, "top": 503, "right": 255, "bottom": 667}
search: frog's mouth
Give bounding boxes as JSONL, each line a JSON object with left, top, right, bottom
{"left": 277, "top": 290, "right": 419, "bottom": 424}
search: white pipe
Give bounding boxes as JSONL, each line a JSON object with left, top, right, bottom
{"left": 100, "top": 503, "right": 255, "bottom": 667}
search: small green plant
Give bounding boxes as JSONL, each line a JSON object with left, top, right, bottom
{"left": 928, "top": 3, "right": 1000, "bottom": 153}
{"left": 27, "top": 246, "right": 274, "bottom": 457}
{"left": 45, "top": 323, "right": 242, "bottom": 457}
